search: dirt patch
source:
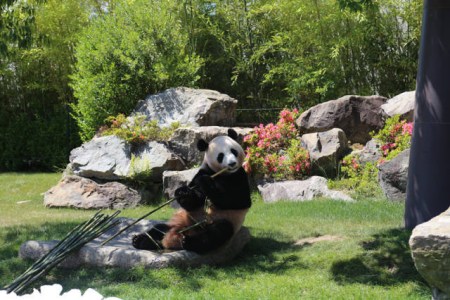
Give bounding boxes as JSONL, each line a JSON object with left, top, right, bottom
{"left": 294, "top": 235, "right": 344, "bottom": 247}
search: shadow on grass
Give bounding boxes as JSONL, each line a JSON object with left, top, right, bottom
{"left": 0, "top": 223, "right": 305, "bottom": 293}
{"left": 331, "top": 228, "right": 427, "bottom": 286}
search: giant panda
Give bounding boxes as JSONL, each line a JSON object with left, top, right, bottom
{"left": 132, "top": 129, "right": 251, "bottom": 254}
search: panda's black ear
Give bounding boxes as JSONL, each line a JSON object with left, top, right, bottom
{"left": 227, "top": 128, "right": 238, "bottom": 141}
{"left": 197, "top": 139, "right": 209, "bottom": 151}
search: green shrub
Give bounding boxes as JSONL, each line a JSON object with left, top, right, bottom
{"left": 70, "top": 0, "right": 203, "bottom": 141}
{"left": 243, "top": 109, "right": 311, "bottom": 180}
{"left": 372, "top": 115, "right": 413, "bottom": 162}
{"left": 100, "top": 113, "right": 179, "bottom": 144}
{"left": 331, "top": 115, "right": 413, "bottom": 198}
{"left": 330, "top": 155, "right": 382, "bottom": 198}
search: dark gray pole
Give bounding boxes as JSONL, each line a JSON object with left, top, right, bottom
{"left": 405, "top": 0, "right": 450, "bottom": 229}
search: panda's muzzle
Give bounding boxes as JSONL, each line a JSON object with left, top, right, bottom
{"left": 228, "top": 162, "right": 237, "bottom": 168}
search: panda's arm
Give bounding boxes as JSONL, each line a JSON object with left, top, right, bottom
{"left": 174, "top": 173, "right": 207, "bottom": 211}
{"left": 196, "top": 168, "right": 251, "bottom": 209}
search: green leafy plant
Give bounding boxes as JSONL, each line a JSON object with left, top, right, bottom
{"left": 100, "top": 113, "right": 179, "bottom": 144}
{"left": 331, "top": 115, "right": 413, "bottom": 198}
{"left": 243, "top": 109, "right": 311, "bottom": 180}
{"left": 70, "top": 0, "right": 203, "bottom": 141}
{"left": 372, "top": 115, "right": 413, "bottom": 162}
{"left": 330, "top": 155, "right": 382, "bottom": 198}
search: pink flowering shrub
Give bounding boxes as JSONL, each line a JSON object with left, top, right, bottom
{"left": 373, "top": 115, "right": 413, "bottom": 161}
{"left": 243, "top": 109, "right": 311, "bottom": 180}
{"left": 333, "top": 115, "right": 413, "bottom": 198}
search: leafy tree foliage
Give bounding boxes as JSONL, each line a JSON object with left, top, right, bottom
{"left": 70, "top": 0, "right": 203, "bottom": 141}
{"left": 0, "top": 0, "right": 423, "bottom": 170}
{"left": 188, "top": 0, "right": 422, "bottom": 111}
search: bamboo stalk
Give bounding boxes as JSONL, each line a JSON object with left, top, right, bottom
{"left": 4, "top": 211, "right": 121, "bottom": 295}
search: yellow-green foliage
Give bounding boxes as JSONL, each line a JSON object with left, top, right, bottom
{"left": 101, "top": 113, "right": 179, "bottom": 144}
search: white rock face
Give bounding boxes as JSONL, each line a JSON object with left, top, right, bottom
{"left": 19, "top": 218, "right": 251, "bottom": 269}
{"left": 134, "top": 87, "right": 238, "bottom": 127}
{"left": 70, "top": 136, "right": 131, "bottom": 180}
{"left": 409, "top": 207, "right": 450, "bottom": 298}
{"left": 70, "top": 137, "right": 184, "bottom": 182}
{"left": 257, "top": 176, "right": 353, "bottom": 203}
{"left": 381, "top": 91, "right": 415, "bottom": 122}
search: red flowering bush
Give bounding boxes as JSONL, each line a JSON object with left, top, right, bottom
{"left": 373, "top": 115, "right": 413, "bottom": 162}
{"left": 243, "top": 109, "right": 311, "bottom": 180}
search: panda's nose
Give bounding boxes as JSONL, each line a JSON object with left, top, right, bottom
{"left": 228, "top": 162, "right": 237, "bottom": 168}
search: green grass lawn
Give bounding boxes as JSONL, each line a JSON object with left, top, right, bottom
{"left": 0, "top": 173, "right": 430, "bottom": 299}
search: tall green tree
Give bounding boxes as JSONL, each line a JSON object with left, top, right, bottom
{"left": 0, "top": 0, "right": 94, "bottom": 170}
{"left": 70, "top": 0, "right": 203, "bottom": 141}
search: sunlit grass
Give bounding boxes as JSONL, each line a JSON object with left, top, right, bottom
{"left": 0, "top": 173, "right": 430, "bottom": 299}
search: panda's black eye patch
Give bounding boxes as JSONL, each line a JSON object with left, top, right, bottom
{"left": 217, "top": 153, "right": 224, "bottom": 163}
{"left": 231, "top": 148, "right": 238, "bottom": 157}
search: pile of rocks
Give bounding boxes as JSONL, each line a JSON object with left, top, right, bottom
{"left": 44, "top": 88, "right": 416, "bottom": 209}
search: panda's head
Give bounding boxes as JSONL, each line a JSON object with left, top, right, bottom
{"left": 197, "top": 129, "right": 245, "bottom": 174}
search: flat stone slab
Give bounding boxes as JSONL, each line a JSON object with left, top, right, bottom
{"left": 19, "top": 218, "right": 251, "bottom": 269}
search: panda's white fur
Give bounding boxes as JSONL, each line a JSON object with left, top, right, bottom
{"left": 202, "top": 135, "right": 245, "bottom": 174}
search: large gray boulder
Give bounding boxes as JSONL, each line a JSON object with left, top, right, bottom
{"left": 70, "top": 135, "right": 131, "bottom": 180}
{"left": 358, "top": 138, "right": 382, "bottom": 165}
{"left": 44, "top": 176, "right": 142, "bottom": 209}
{"left": 378, "top": 149, "right": 409, "bottom": 201}
{"left": 168, "top": 126, "right": 252, "bottom": 165}
{"left": 381, "top": 91, "right": 415, "bottom": 122}
{"left": 132, "top": 141, "right": 185, "bottom": 182}
{"left": 162, "top": 168, "right": 199, "bottom": 200}
{"left": 70, "top": 136, "right": 184, "bottom": 182}
{"left": 301, "top": 128, "right": 350, "bottom": 177}
{"left": 257, "top": 176, "right": 353, "bottom": 203}
{"left": 296, "top": 95, "right": 387, "bottom": 144}
{"left": 409, "top": 207, "right": 450, "bottom": 299}
{"left": 133, "top": 87, "right": 238, "bottom": 127}
{"left": 19, "top": 218, "right": 251, "bottom": 269}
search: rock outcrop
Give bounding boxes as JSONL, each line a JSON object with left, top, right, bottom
{"left": 44, "top": 176, "right": 142, "bottom": 209}
{"left": 301, "top": 128, "right": 350, "bottom": 177}
{"left": 296, "top": 95, "right": 387, "bottom": 144}
{"left": 378, "top": 149, "right": 409, "bottom": 201}
{"left": 70, "top": 135, "right": 131, "bottom": 180}
{"left": 257, "top": 176, "right": 353, "bottom": 203}
{"left": 381, "top": 91, "right": 415, "bottom": 122}
{"left": 409, "top": 207, "right": 450, "bottom": 298}
{"left": 168, "top": 126, "right": 252, "bottom": 165}
{"left": 133, "top": 87, "right": 238, "bottom": 127}
{"left": 70, "top": 136, "right": 184, "bottom": 182}
{"left": 162, "top": 168, "right": 199, "bottom": 200}
{"left": 19, "top": 218, "right": 251, "bottom": 269}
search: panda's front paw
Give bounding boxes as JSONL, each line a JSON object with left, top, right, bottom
{"left": 175, "top": 186, "right": 195, "bottom": 200}
{"left": 175, "top": 186, "right": 204, "bottom": 210}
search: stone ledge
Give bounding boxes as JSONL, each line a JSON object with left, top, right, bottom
{"left": 19, "top": 218, "right": 251, "bottom": 269}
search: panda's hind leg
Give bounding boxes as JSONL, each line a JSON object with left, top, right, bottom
{"left": 132, "top": 223, "right": 170, "bottom": 250}
{"left": 182, "top": 219, "right": 234, "bottom": 254}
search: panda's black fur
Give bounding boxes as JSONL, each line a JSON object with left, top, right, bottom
{"left": 132, "top": 129, "right": 251, "bottom": 254}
